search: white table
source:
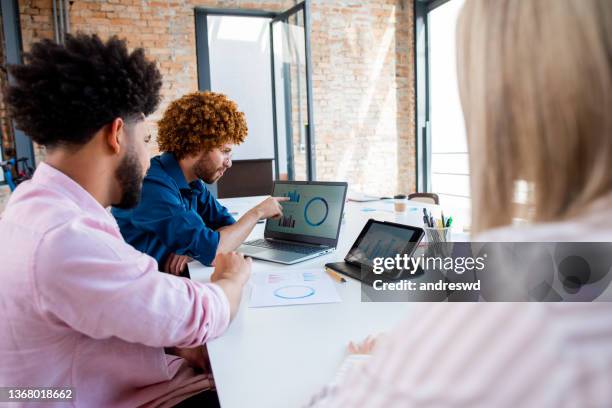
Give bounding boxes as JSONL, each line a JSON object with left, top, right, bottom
{"left": 189, "top": 196, "right": 450, "bottom": 408}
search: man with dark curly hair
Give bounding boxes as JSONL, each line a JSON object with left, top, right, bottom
{"left": 112, "top": 91, "right": 288, "bottom": 275}
{"left": 0, "top": 34, "right": 250, "bottom": 407}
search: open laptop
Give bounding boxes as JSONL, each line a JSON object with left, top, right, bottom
{"left": 238, "top": 181, "right": 348, "bottom": 264}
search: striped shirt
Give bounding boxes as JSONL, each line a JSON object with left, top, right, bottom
{"left": 308, "top": 197, "right": 612, "bottom": 407}
{"left": 308, "top": 303, "right": 612, "bottom": 407}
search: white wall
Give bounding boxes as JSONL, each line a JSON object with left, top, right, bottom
{"left": 207, "top": 15, "right": 276, "bottom": 161}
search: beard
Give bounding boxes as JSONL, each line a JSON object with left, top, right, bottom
{"left": 193, "top": 156, "right": 225, "bottom": 184}
{"left": 113, "top": 146, "right": 145, "bottom": 209}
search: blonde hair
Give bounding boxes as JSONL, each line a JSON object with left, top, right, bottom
{"left": 457, "top": 0, "right": 612, "bottom": 233}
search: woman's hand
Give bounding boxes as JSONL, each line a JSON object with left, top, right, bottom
{"left": 347, "top": 335, "right": 380, "bottom": 355}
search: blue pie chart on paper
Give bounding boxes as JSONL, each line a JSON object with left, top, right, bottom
{"left": 304, "top": 197, "right": 329, "bottom": 227}
{"left": 274, "top": 285, "right": 315, "bottom": 299}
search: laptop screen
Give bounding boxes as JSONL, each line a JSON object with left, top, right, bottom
{"left": 265, "top": 182, "right": 347, "bottom": 243}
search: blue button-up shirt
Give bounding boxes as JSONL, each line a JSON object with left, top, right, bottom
{"left": 112, "top": 152, "right": 235, "bottom": 267}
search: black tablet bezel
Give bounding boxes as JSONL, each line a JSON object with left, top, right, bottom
{"left": 344, "top": 219, "right": 425, "bottom": 271}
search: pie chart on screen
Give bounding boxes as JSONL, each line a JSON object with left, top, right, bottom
{"left": 304, "top": 197, "right": 329, "bottom": 226}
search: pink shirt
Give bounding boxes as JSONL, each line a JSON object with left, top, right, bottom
{"left": 0, "top": 163, "right": 230, "bottom": 407}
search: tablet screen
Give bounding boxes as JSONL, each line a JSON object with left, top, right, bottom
{"left": 345, "top": 220, "right": 423, "bottom": 267}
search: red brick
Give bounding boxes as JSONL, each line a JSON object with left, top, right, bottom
{"left": 7, "top": 0, "right": 416, "bottom": 203}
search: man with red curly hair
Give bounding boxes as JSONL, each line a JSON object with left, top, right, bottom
{"left": 113, "top": 91, "right": 288, "bottom": 275}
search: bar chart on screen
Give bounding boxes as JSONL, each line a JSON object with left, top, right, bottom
{"left": 283, "top": 190, "right": 301, "bottom": 202}
{"left": 278, "top": 215, "right": 296, "bottom": 228}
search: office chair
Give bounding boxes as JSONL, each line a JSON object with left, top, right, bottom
{"left": 408, "top": 192, "right": 439, "bottom": 205}
{"left": 216, "top": 159, "right": 274, "bottom": 198}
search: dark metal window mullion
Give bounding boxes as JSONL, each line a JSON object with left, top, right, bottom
{"left": 302, "top": 0, "right": 316, "bottom": 181}
{"left": 269, "top": 19, "right": 281, "bottom": 179}
{"left": 1, "top": 0, "right": 35, "bottom": 167}
{"left": 282, "top": 56, "right": 295, "bottom": 181}
{"left": 415, "top": 0, "right": 454, "bottom": 193}
{"left": 414, "top": 1, "right": 430, "bottom": 192}
{"left": 194, "top": 10, "right": 211, "bottom": 91}
{"left": 194, "top": 10, "right": 218, "bottom": 197}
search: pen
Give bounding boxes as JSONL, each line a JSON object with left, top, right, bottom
{"left": 446, "top": 216, "right": 453, "bottom": 228}
{"left": 325, "top": 268, "right": 347, "bottom": 283}
{"left": 422, "top": 209, "right": 430, "bottom": 227}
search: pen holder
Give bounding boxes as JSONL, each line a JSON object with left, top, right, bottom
{"left": 424, "top": 227, "right": 452, "bottom": 258}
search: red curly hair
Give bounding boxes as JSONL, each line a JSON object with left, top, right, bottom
{"left": 157, "top": 91, "right": 248, "bottom": 158}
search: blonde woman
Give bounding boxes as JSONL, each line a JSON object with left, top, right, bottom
{"left": 306, "top": 0, "right": 612, "bottom": 406}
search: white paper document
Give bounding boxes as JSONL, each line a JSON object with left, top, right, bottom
{"left": 249, "top": 270, "right": 342, "bottom": 308}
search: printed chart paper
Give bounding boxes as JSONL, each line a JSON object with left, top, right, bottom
{"left": 250, "top": 270, "right": 341, "bottom": 308}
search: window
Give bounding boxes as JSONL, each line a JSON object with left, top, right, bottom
{"left": 195, "top": 2, "right": 315, "bottom": 184}
{"left": 1, "top": 0, "right": 35, "bottom": 174}
{"left": 415, "top": 0, "right": 470, "bottom": 228}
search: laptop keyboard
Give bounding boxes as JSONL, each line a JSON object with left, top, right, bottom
{"left": 245, "top": 239, "right": 326, "bottom": 255}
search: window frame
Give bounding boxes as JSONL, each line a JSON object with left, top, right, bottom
{"left": 1, "top": 0, "right": 35, "bottom": 168}
{"left": 194, "top": 1, "right": 316, "bottom": 182}
{"left": 413, "top": 0, "right": 454, "bottom": 193}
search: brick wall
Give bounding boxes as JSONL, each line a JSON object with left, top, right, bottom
{"left": 310, "top": 0, "right": 414, "bottom": 195}
{"left": 4, "top": 0, "right": 415, "bottom": 212}
{"left": 0, "top": 13, "right": 15, "bottom": 156}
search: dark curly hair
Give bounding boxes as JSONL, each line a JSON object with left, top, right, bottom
{"left": 4, "top": 33, "right": 162, "bottom": 147}
{"left": 157, "top": 91, "right": 247, "bottom": 159}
